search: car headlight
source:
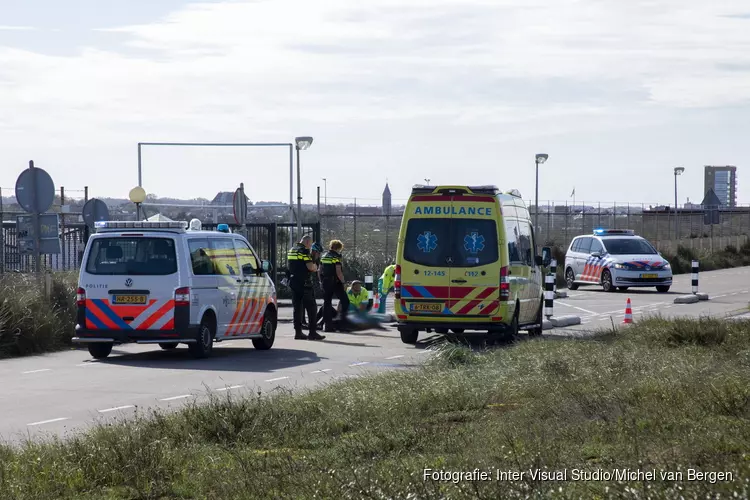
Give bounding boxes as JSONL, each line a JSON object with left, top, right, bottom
{"left": 663, "top": 263, "right": 671, "bottom": 270}
{"left": 614, "top": 263, "right": 628, "bottom": 269}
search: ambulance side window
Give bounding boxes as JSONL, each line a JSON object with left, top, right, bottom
{"left": 504, "top": 219, "right": 521, "bottom": 263}
{"left": 188, "top": 238, "right": 214, "bottom": 276}
{"left": 516, "top": 220, "right": 534, "bottom": 266}
{"left": 209, "top": 238, "right": 239, "bottom": 276}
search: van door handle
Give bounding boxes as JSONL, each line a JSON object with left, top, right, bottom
{"left": 451, "top": 279, "right": 467, "bottom": 284}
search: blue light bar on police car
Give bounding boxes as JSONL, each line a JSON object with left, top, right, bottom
{"left": 593, "top": 228, "right": 635, "bottom": 236}
{"left": 94, "top": 221, "right": 188, "bottom": 230}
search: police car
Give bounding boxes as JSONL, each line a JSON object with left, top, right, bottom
{"left": 72, "top": 220, "right": 277, "bottom": 359}
{"left": 563, "top": 229, "right": 673, "bottom": 293}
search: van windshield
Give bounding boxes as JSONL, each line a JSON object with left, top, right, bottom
{"left": 85, "top": 237, "right": 178, "bottom": 275}
{"left": 404, "top": 218, "right": 498, "bottom": 268}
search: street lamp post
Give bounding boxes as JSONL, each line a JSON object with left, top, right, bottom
{"left": 295, "top": 136, "right": 314, "bottom": 238}
{"left": 674, "top": 167, "right": 685, "bottom": 240}
{"left": 129, "top": 186, "right": 147, "bottom": 221}
{"left": 321, "top": 177, "right": 327, "bottom": 208}
{"left": 424, "top": 178, "right": 431, "bottom": 186}
{"left": 534, "top": 153, "right": 549, "bottom": 238}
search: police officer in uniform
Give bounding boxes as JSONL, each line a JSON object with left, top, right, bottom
{"left": 286, "top": 236, "right": 325, "bottom": 341}
{"left": 320, "top": 239, "right": 351, "bottom": 332}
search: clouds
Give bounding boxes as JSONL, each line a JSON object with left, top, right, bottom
{"left": 0, "top": 0, "right": 749, "bottom": 202}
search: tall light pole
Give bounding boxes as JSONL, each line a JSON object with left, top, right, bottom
{"left": 295, "top": 136, "right": 313, "bottom": 238}
{"left": 674, "top": 166, "right": 685, "bottom": 240}
{"left": 321, "top": 177, "right": 327, "bottom": 208}
{"left": 424, "top": 178, "right": 431, "bottom": 186}
{"left": 535, "top": 153, "right": 549, "bottom": 238}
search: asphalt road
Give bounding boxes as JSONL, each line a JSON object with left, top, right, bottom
{"left": 1, "top": 268, "right": 748, "bottom": 444}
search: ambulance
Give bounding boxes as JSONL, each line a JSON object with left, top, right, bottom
{"left": 72, "top": 220, "right": 277, "bottom": 359}
{"left": 394, "top": 185, "right": 551, "bottom": 344}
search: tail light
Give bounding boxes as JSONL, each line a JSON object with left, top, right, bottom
{"left": 499, "top": 266, "right": 510, "bottom": 301}
{"left": 174, "top": 287, "right": 190, "bottom": 307}
{"left": 76, "top": 287, "right": 86, "bottom": 307}
{"left": 394, "top": 265, "right": 402, "bottom": 299}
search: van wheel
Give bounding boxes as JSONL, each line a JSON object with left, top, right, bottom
{"left": 601, "top": 269, "right": 615, "bottom": 292}
{"left": 88, "top": 343, "right": 112, "bottom": 359}
{"left": 159, "top": 343, "right": 178, "bottom": 350}
{"left": 528, "top": 299, "right": 543, "bottom": 337}
{"left": 252, "top": 311, "right": 276, "bottom": 350}
{"left": 189, "top": 317, "right": 214, "bottom": 359}
{"left": 400, "top": 328, "right": 418, "bottom": 344}
{"left": 618, "top": 287, "right": 629, "bottom": 292}
{"left": 565, "top": 268, "right": 579, "bottom": 290}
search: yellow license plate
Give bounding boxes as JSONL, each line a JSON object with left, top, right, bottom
{"left": 113, "top": 295, "right": 147, "bottom": 304}
{"left": 411, "top": 303, "right": 442, "bottom": 313}
{"left": 641, "top": 274, "right": 658, "bottom": 279}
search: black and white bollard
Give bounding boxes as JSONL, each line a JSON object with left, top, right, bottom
{"left": 365, "top": 275, "right": 374, "bottom": 310}
{"left": 691, "top": 260, "right": 699, "bottom": 294}
{"left": 544, "top": 272, "right": 555, "bottom": 318}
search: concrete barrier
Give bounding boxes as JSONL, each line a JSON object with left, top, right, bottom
{"left": 554, "top": 290, "right": 568, "bottom": 299}
{"left": 674, "top": 294, "right": 700, "bottom": 304}
{"left": 542, "top": 320, "right": 554, "bottom": 330}
{"left": 695, "top": 292, "right": 709, "bottom": 301}
{"left": 548, "top": 315, "right": 582, "bottom": 327}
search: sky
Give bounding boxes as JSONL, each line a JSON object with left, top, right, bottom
{"left": 1, "top": 0, "right": 749, "bottom": 207}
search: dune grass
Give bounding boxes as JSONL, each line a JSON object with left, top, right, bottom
{"left": 0, "top": 316, "right": 748, "bottom": 499}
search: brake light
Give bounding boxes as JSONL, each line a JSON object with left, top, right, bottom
{"left": 174, "top": 287, "right": 190, "bottom": 306}
{"left": 394, "top": 265, "right": 402, "bottom": 299}
{"left": 499, "top": 266, "right": 510, "bottom": 301}
{"left": 76, "top": 287, "right": 86, "bottom": 307}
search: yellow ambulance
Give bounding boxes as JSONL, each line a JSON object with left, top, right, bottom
{"left": 394, "top": 185, "right": 551, "bottom": 344}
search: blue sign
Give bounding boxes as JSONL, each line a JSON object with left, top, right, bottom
{"left": 463, "top": 232, "right": 485, "bottom": 253}
{"left": 417, "top": 231, "right": 438, "bottom": 253}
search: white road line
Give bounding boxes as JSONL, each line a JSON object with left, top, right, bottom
{"left": 160, "top": 394, "right": 193, "bottom": 401}
{"left": 265, "top": 376, "right": 289, "bottom": 382}
{"left": 349, "top": 361, "right": 370, "bottom": 366}
{"left": 22, "top": 369, "right": 51, "bottom": 374}
{"left": 742, "top": 291, "right": 749, "bottom": 294}
{"left": 98, "top": 405, "right": 135, "bottom": 413}
{"left": 27, "top": 417, "right": 69, "bottom": 426}
{"left": 215, "top": 385, "right": 244, "bottom": 392}
{"left": 713, "top": 294, "right": 727, "bottom": 298}
{"left": 76, "top": 362, "right": 101, "bottom": 367}
{"left": 555, "top": 302, "right": 598, "bottom": 315}
{"left": 310, "top": 369, "right": 332, "bottom": 374}
{"left": 385, "top": 355, "right": 404, "bottom": 360}
{"left": 417, "top": 350, "right": 433, "bottom": 355}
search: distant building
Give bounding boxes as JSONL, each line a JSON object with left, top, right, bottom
{"left": 704, "top": 166, "right": 737, "bottom": 207}
{"left": 382, "top": 183, "right": 392, "bottom": 215}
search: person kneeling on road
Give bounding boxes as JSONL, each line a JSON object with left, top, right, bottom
{"left": 347, "top": 280, "right": 369, "bottom": 315}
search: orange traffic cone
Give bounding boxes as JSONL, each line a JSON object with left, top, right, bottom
{"left": 373, "top": 291, "right": 380, "bottom": 311}
{"left": 622, "top": 298, "right": 633, "bottom": 325}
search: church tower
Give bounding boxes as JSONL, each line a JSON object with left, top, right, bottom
{"left": 382, "top": 182, "right": 392, "bottom": 215}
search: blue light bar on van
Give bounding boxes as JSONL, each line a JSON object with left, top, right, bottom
{"left": 94, "top": 221, "right": 188, "bottom": 230}
{"left": 593, "top": 228, "right": 635, "bottom": 236}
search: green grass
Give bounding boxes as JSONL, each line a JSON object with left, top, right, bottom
{"left": 1, "top": 316, "right": 748, "bottom": 499}
{"left": 0, "top": 272, "right": 78, "bottom": 358}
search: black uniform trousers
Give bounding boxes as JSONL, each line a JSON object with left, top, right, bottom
{"left": 292, "top": 285, "right": 318, "bottom": 336}
{"left": 322, "top": 278, "right": 349, "bottom": 330}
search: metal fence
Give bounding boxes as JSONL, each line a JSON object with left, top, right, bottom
{"left": 320, "top": 202, "right": 750, "bottom": 268}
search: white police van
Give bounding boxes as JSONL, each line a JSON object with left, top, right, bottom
{"left": 564, "top": 229, "right": 673, "bottom": 293}
{"left": 72, "top": 220, "right": 277, "bottom": 359}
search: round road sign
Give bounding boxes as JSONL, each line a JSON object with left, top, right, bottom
{"left": 82, "top": 198, "right": 110, "bottom": 227}
{"left": 15, "top": 165, "right": 55, "bottom": 214}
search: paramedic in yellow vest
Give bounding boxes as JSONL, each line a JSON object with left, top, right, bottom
{"left": 346, "top": 281, "right": 369, "bottom": 315}
{"left": 377, "top": 263, "right": 396, "bottom": 313}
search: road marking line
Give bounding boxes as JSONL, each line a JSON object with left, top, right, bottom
{"left": 742, "top": 291, "right": 749, "bottom": 294}
{"left": 265, "top": 376, "right": 289, "bottom": 382}
{"left": 98, "top": 405, "right": 135, "bottom": 413}
{"left": 385, "top": 355, "right": 404, "bottom": 359}
{"left": 417, "top": 350, "right": 433, "bottom": 355}
{"left": 27, "top": 417, "right": 69, "bottom": 426}
{"left": 555, "top": 302, "right": 598, "bottom": 315}
{"left": 349, "top": 361, "right": 370, "bottom": 366}
{"left": 76, "top": 362, "right": 101, "bottom": 367}
{"left": 310, "top": 369, "right": 332, "bottom": 374}
{"left": 22, "top": 369, "right": 51, "bottom": 374}
{"left": 215, "top": 385, "right": 244, "bottom": 392}
{"left": 160, "top": 394, "right": 193, "bottom": 401}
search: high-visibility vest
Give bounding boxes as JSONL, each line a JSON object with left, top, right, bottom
{"left": 347, "top": 287, "right": 369, "bottom": 310}
{"left": 287, "top": 244, "right": 313, "bottom": 286}
{"left": 380, "top": 264, "right": 396, "bottom": 291}
{"left": 320, "top": 250, "right": 343, "bottom": 279}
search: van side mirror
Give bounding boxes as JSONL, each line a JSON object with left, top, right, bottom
{"left": 541, "top": 247, "right": 552, "bottom": 267}
{"left": 591, "top": 251, "right": 602, "bottom": 258}
{"left": 534, "top": 255, "right": 543, "bottom": 266}
{"left": 261, "top": 260, "right": 272, "bottom": 273}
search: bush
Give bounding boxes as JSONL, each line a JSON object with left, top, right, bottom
{"left": 0, "top": 272, "right": 78, "bottom": 358}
